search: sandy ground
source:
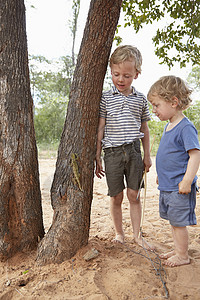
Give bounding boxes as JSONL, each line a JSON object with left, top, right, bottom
{"left": 0, "top": 157, "right": 200, "bottom": 300}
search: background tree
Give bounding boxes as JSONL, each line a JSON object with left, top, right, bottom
{"left": 117, "top": 0, "right": 200, "bottom": 151}
{"left": 29, "top": 55, "right": 73, "bottom": 102}
{"left": 187, "top": 66, "right": 200, "bottom": 91}
{"left": 119, "top": 0, "right": 200, "bottom": 68}
{"left": 36, "top": 0, "right": 122, "bottom": 265}
{"left": 29, "top": 1, "right": 200, "bottom": 152}
{"left": 184, "top": 101, "right": 200, "bottom": 132}
{"left": 185, "top": 66, "right": 200, "bottom": 133}
{"left": 34, "top": 96, "right": 67, "bottom": 144}
{"left": 0, "top": 0, "right": 44, "bottom": 259}
{"left": 29, "top": 55, "right": 73, "bottom": 144}
{"left": 69, "top": 0, "right": 80, "bottom": 66}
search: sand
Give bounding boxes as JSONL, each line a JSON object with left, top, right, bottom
{"left": 0, "top": 157, "right": 200, "bottom": 300}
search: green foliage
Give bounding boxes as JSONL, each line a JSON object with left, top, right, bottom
{"left": 120, "top": 0, "right": 200, "bottom": 68}
{"left": 69, "top": 0, "right": 80, "bottom": 34}
{"left": 29, "top": 55, "right": 74, "bottom": 143}
{"left": 113, "top": 25, "right": 123, "bottom": 45}
{"left": 147, "top": 104, "right": 167, "bottom": 155}
{"left": 184, "top": 100, "right": 200, "bottom": 132}
{"left": 34, "top": 96, "right": 67, "bottom": 143}
{"left": 187, "top": 65, "right": 200, "bottom": 91}
{"left": 29, "top": 55, "right": 74, "bottom": 101}
{"left": 186, "top": 66, "right": 200, "bottom": 132}
{"left": 148, "top": 120, "right": 167, "bottom": 155}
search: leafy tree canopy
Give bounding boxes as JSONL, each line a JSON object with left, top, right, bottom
{"left": 118, "top": 0, "right": 200, "bottom": 68}
{"left": 29, "top": 55, "right": 74, "bottom": 103}
{"left": 187, "top": 65, "right": 200, "bottom": 91}
{"left": 29, "top": 55, "right": 74, "bottom": 143}
{"left": 34, "top": 95, "right": 67, "bottom": 143}
{"left": 184, "top": 100, "right": 200, "bottom": 132}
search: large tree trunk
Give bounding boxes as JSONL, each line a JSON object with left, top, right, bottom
{"left": 37, "top": 0, "right": 122, "bottom": 265}
{"left": 0, "top": 0, "right": 44, "bottom": 259}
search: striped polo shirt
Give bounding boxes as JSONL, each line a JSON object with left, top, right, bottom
{"left": 99, "top": 86, "right": 151, "bottom": 149}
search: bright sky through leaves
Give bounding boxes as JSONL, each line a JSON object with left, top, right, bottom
{"left": 25, "top": 0, "right": 196, "bottom": 97}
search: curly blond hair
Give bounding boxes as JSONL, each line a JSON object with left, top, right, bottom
{"left": 147, "top": 75, "right": 192, "bottom": 110}
{"left": 109, "top": 45, "right": 142, "bottom": 74}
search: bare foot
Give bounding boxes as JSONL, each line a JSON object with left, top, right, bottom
{"left": 163, "top": 254, "right": 190, "bottom": 267}
{"left": 134, "top": 236, "right": 155, "bottom": 251}
{"left": 113, "top": 233, "right": 124, "bottom": 244}
{"left": 160, "top": 250, "right": 175, "bottom": 259}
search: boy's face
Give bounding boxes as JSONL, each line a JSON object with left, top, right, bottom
{"left": 111, "top": 60, "right": 138, "bottom": 96}
{"left": 150, "top": 95, "right": 178, "bottom": 122}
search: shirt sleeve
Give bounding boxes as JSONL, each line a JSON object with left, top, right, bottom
{"left": 99, "top": 94, "right": 106, "bottom": 119}
{"left": 181, "top": 124, "right": 200, "bottom": 152}
{"left": 141, "top": 97, "right": 151, "bottom": 122}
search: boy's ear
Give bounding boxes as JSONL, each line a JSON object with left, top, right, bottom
{"left": 171, "top": 96, "right": 179, "bottom": 107}
{"left": 134, "top": 72, "right": 139, "bottom": 79}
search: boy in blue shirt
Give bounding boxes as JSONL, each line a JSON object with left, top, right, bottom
{"left": 148, "top": 75, "right": 200, "bottom": 267}
{"left": 95, "top": 45, "right": 152, "bottom": 249}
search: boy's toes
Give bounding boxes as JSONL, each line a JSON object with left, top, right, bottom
{"left": 163, "top": 255, "right": 190, "bottom": 267}
{"left": 113, "top": 234, "right": 124, "bottom": 244}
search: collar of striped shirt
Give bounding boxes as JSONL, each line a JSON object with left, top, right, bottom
{"left": 111, "top": 85, "right": 138, "bottom": 96}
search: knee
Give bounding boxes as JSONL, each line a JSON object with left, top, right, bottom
{"left": 127, "top": 188, "right": 138, "bottom": 203}
{"left": 111, "top": 192, "right": 123, "bottom": 206}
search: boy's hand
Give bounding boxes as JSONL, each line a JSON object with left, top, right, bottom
{"left": 143, "top": 156, "right": 152, "bottom": 172}
{"left": 95, "top": 157, "right": 105, "bottom": 179}
{"left": 178, "top": 179, "right": 191, "bottom": 194}
{"left": 178, "top": 149, "right": 200, "bottom": 194}
{"left": 156, "top": 176, "right": 158, "bottom": 185}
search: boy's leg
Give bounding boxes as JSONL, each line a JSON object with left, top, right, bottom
{"left": 127, "top": 188, "right": 141, "bottom": 239}
{"left": 110, "top": 191, "right": 124, "bottom": 243}
{"left": 163, "top": 225, "right": 190, "bottom": 267}
{"left": 159, "top": 186, "right": 197, "bottom": 266}
{"left": 160, "top": 226, "right": 176, "bottom": 259}
{"left": 127, "top": 188, "right": 154, "bottom": 250}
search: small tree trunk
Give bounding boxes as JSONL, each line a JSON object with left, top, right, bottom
{"left": 0, "top": 0, "right": 44, "bottom": 259}
{"left": 37, "top": 0, "right": 122, "bottom": 264}
{"left": 71, "top": 0, "right": 80, "bottom": 66}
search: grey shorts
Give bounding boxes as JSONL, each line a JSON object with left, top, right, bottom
{"left": 103, "top": 140, "right": 144, "bottom": 197}
{"left": 159, "top": 183, "right": 197, "bottom": 227}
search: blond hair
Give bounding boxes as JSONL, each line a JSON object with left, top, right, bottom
{"left": 147, "top": 75, "right": 192, "bottom": 110}
{"left": 109, "top": 45, "right": 142, "bottom": 74}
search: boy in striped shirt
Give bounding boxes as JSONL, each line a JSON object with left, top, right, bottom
{"left": 95, "top": 45, "right": 153, "bottom": 249}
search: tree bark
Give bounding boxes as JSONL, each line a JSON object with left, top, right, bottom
{"left": 37, "top": 0, "right": 122, "bottom": 265}
{"left": 0, "top": 0, "right": 44, "bottom": 259}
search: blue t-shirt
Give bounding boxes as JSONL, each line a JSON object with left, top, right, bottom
{"left": 156, "top": 117, "right": 200, "bottom": 191}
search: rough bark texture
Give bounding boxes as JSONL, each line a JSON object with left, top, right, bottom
{"left": 0, "top": 0, "right": 44, "bottom": 259}
{"left": 37, "top": 0, "right": 122, "bottom": 265}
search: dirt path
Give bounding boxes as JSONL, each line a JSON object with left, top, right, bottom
{"left": 0, "top": 158, "right": 200, "bottom": 300}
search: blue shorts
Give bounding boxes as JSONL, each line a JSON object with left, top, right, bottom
{"left": 159, "top": 183, "right": 197, "bottom": 227}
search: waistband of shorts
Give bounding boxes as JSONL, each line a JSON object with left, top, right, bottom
{"left": 103, "top": 139, "right": 139, "bottom": 153}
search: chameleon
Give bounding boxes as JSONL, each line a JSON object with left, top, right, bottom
{"left": 71, "top": 153, "right": 83, "bottom": 191}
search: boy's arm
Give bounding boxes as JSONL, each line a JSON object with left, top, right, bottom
{"left": 140, "top": 121, "right": 152, "bottom": 172}
{"left": 95, "top": 117, "right": 106, "bottom": 178}
{"left": 179, "top": 149, "right": 200, "bottom": 194}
